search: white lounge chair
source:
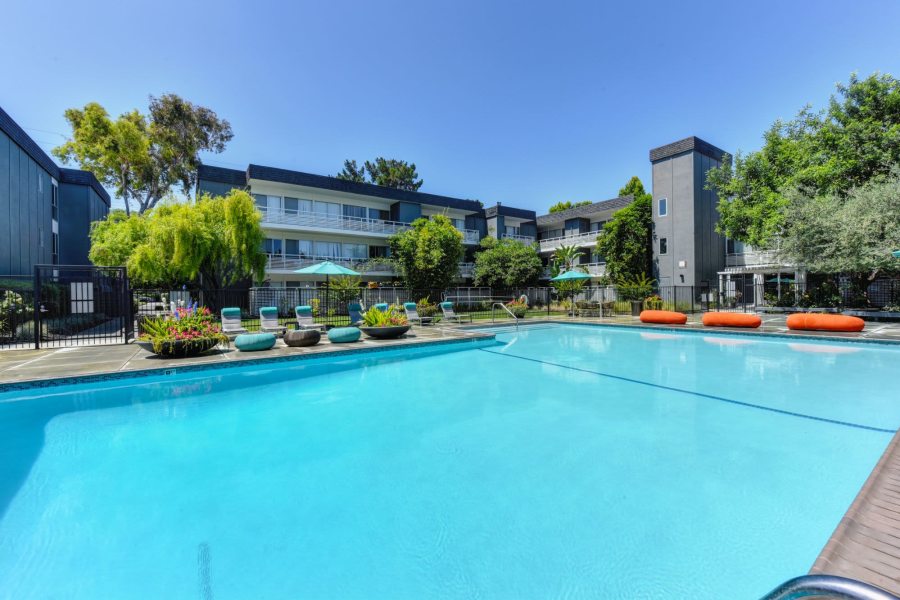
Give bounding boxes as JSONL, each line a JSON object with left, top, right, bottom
{"left": 295, "top": 305, "right": 326, "bottom": 331}
{"left": 440, "top": 301, "right": 472, "bottom": 324}
{"left": 347, "top": 301, "right": 365, "bottom": 326}
{"left": 221, "top": 307, "right": 249, "bottom": 338}
{"left": 403, "top": 302, "right": 432, "bottom": 325}
{"left": 259, "top": 306, "right": 286, "bottom": 336}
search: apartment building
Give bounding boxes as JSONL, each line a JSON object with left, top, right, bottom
{"left": 534, "top": 196, "right": 634, "bottom": 279}
{"left": 0, "top": 105, "right": 110, "bottom": 275}
{"left": 197, "top": 164, "right": 490, "bottom": 286}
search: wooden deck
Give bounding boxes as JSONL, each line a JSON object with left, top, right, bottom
{"left": 811, "top": 427, "right": 900, "bottom": 595}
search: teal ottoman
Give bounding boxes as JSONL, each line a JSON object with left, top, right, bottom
{"left": 234, "top": 332, "right": 276, "bottom": 351}
{"left": 327, "top": 327, "right": 361, "bottom": 343}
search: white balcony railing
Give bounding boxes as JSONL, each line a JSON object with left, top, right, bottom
{"left": 542, "top": 262, "right": 606, "bottom": 279}
{"left": 500, "top": 233, "right": 536, "bottom": 244}
{"left": 725, "top": 250, "right": 780, "bottom": 268}
{"left": 266, "top": 255, "right": 476, "bottom": 278}
{"left": 538, "top": 231, "right": 599, "bottom": 253}
{"left": 259, "top": 207, "right": 481, "bottom": 243}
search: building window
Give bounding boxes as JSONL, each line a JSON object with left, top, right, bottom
{"left": 659, "top": 237, "right": 668, "bottom": 255}
{"left": 451, "top": 218, "right": 465, "bottom": 230}
{"left": 659, "top": 197, "right": 668, "bottom": 217}
{"left": 590, "top": 221, "right": 606, "bottom": 232}
{"left": 52, "top": 232, "right": 59, "bottom": 264}
{"left": 313, "top": 201, "right": 341, "bottom": 217}
{"left": 284, "top": 197, "right": 299, "bottom": 213}
{"left": 262, "top": 238, "right": 282, "bottom": 256}
{"left": 370, "top": 245, "right": 390, "bottom": 258}
{"left": 369, "top": 208, "right": 389, "bottom": 221}
{"left": 51, "top": 183, "right": 58, "bottom": 221}
{"left": 504, "top": 225, "right": 520, "bottom": 236}
{"left": 313, "top": 241, "right": 341, "bottom": 257}
{"left": 342, "top": 243, "right": 368, "bottom": 259}
{"left": 342, "top": 204, "right": 367, "bottom": 219}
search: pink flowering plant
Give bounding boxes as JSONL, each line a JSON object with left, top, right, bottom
{"left": 139, "top": 305, "right": 229, "bottom": 356}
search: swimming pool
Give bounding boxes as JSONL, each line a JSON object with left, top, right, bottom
{"left": 0, "top": 324, "right": 898, "bottom": 599}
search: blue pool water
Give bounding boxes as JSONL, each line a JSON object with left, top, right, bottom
{"left": 1, "top": 324, "right": 898, "bottom": 599}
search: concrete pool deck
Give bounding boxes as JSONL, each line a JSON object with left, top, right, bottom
{"left": 1, "top": 314, "right": 899, "bottom": 595}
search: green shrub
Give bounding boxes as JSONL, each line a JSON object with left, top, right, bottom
{"left": 361, "top": 304, "right": 409, "bottom": 327}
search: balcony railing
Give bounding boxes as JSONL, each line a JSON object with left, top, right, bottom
{"left": 259, "top": 207, "right": 481, "bottom": 243}
{"left": 538, "top": 231, "right": 599, "bottom": 252}
{"left": 725, "top": 250, "right": 781, "bottom": 268}
{"left": 542, "top": 262, "right": 606, "bottom": 278}
{"left": 266, "top": 255, "right": 476, "bottom": 277}
{"left": 500, "top": 233, "right": 536, "bottom": 244}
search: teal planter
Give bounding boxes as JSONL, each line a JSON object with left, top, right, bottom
{"left": 234, "top": 332, "right": 276, "bottom": 352}
{"left": 327, "top": 327, "right": 361, "bottom": 343}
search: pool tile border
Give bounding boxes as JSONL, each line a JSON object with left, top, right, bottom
{"left": 0, "top": 335, "right": 496, "bottom": 394}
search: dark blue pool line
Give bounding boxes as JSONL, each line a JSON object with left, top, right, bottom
{"left": 478, "top": 348, "right": 896, "bottom": 434}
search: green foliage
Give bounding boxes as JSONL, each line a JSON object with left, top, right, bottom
{"left": 473, "top": 238, "right": 543, "bottom": 288}
{"left": 548, "top": 200, "right": 592, "bottom": 213}
{"left": 0, "top": 291, "right": 31, "bottom": 336}
{"left": 327, "top": 276, "right": 362, "bottom": 304}
{"left": 780, "top": 174, "right": 900, "bottom": 288}
{"left": 616, "top": 273, "right": 656, "bottom": 301}
{"left": 53, "top": 94, "right": 233, "bottom": 214}
{"left": 549, "top": 244, "right": 584, "bottom": 275}
{"left": 389, "top": 215, "right": 464, "bottom": 291}
{"left": 361, "top": 304, "right": 409, "bottom": 327}
{"left": 139, "top": 306, "right": 229, "bottom": 355}
{"left": 595, "top": 177, "right": 653, "bottom": 280}
{"left": 504, "top": 299, "right": 528, "bottom": 318}
{"left": 89, "top": 189, "right": 267, "bottom": 288}
{"left": 416, "top": 297, "right": 439, "bottom": 318}
{"left": 336, "top": 157, "right": 423, "bottom": 191}
{"left": 707, "top": 72, "right": 900, "bottom": 247}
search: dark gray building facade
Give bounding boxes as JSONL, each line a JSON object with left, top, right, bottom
{"left": 0, "top": 106, "right": 109, "bottom": 275}
{"left": 650, "top": 136, "right": 727, "bottom": 288}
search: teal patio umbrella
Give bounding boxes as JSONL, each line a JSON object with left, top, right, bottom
{"left": 551, "top": 269, "right": 593, "bottom": 317}
{"left": 294, "top": 260, "right": 361, "bottom": 320}
{"left": 893, "top": 250, "right": 900, "bottom": 259}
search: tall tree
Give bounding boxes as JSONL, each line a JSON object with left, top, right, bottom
{"left": 89, "top": 189, "right": 266, "bottom": 288}
{"left": 473, "top": 237, "right": 543, "bottom": 288}
{"left": 389, "top": 215, "right": 463, "bottom": 291}
{"left": 53, "top": 94, "right": 233, "bottom": 215}
{"left": 594, "top": 177, "right": 652, "bottom": 280}
{"left": 335, "top": 159, "right": 367, "bottom": 183}
{"left": 548, "top": 200, "right": 592, "bottom": 213}
{"left": 337, "top": 157, "right": 423, "bottom": 191}
{"left": 707, "top": 72, "right": 900, "bottom": 247}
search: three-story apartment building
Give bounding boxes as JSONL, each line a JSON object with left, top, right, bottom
{"left": 197, "top": 164, "right": 488, "bottom": 286}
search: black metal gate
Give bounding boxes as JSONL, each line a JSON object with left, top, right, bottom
{"left": 26, "top": 265, "right": 132, "bottom": 349}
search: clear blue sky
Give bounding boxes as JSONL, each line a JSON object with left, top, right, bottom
{"left": 3, "top": 0, "right": 899, "bottom": 212}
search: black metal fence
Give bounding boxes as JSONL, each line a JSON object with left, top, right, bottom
{"left": 0, "top": 266, "right": 131, "bottom": 350}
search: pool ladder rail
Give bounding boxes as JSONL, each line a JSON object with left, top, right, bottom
{"left": 491, "top": 302, "right": 519, "bottom": 329}
{"left": 760, "top": 575, "right": 900, "bottom": 600}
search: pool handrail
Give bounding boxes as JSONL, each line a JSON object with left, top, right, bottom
{"left": 492, "top": 302, "right": 519, "bottom": 329}
{"left": 759, "top": 575, "right": 899, "bottom": 600}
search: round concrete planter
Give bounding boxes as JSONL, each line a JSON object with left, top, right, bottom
{"left": 359, "top": 325, "right": 411, "bottom": 339}
{"left": 148, "top": 337, "right": 220, "bottom": 358}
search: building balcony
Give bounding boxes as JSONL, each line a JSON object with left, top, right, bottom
{"left": 259, "top": 207, "right": 481, "bottom": 243}
{"left": 266, "top": 255, "right": 476, "bottom": 278}
{"left": 537, "top": 231, "right": 599, "bottom": 253}
{"left": 500, "top": 233, "right": 536, "bottom": 244}
{"left": 725, "top": 250, "right": 780, "bottom": 269}
{"left": 542, "top": 262, "right": 606, "bottom": 279}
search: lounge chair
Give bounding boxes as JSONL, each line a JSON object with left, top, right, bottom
{"left": 403, "top": 302, "right": 432, "bottom": 325}
{"left": 221, "top": 307, "right": 249, "bottom": 338}
{"left": 348, "top": 300, "right": 365, "bottom": 326}
{"left": 259, "top": 306, "right": 286, "bottom": 336}
{"left": 374, "top": 303, "right": 389, "bottom": 312}
{"left": 295, "top": 305, "right": 327, "bottom": 331}
{"left": 440, "top": 301, "right": 472, "bottom": 324}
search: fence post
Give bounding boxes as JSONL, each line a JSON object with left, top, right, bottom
{"left": 32, "top": 265, "right": 41, "bottom": 350}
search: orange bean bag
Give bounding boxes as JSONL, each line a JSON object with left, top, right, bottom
{"left": 640, "top": 310, "right": 687, "bottom": 325}
{"left": 702, "top": 312, "right": 762, "bottom": 328}
{"left": 786, "top": 313, "right": 865, "bottom": 332}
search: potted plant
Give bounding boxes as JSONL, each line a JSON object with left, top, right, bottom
{"left": 644, "top": 294, "right": 663, "bottom": 310}
{"left": 137, "top": 306, "right": 229, "bottom": 357}
{"left": 617, "top": 274, "right": 656, "bottom": 316}
{"left": 417, "top": 297, "right": 439, "bottom": 321}
{"left": 505, "top": 299, "right": 528, "bottom": 318}
{"left": 359, "top": 304, "right": 411, "bottom": 339}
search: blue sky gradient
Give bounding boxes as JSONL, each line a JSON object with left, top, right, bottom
{"left": 2, "top": 0, "right": 899, "bottom": 212}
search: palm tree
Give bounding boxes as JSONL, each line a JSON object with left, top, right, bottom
{"left": 550, "top": 244, "right": 585, "bottom": 276}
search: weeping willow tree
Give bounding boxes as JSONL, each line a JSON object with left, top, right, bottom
{"left": 89, "top": 189, "right": 267, "bottom": 288}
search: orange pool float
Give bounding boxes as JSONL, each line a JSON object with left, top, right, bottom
{"left": 702, "top": 312, "right": 762, "bottom": 328}
{"left": 785, "top": 313, "right": 865, "bottom": 332}
{"left": 640, "top": 310, "right": 687, "bottom": 325}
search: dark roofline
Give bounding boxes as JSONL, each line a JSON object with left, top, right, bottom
{"left": 649, "top": 136, "right": 727, "bottom": 163}
{"left": 240, "top": 164, "right": 483, "bottom": 213}
{"left": 59, "top": 168, "right": 111, "bottom": 206}
{"left": 0, "top": 104, "right": 60, "bottom": 178}
{"left": 484, "top": 203, "right": 536, "bottom": 220}
{"left": 197, "top": 164, "right": 248, "bottom": 188}
{"left": 536, "top": 196, "right": 633, "bottom": 225}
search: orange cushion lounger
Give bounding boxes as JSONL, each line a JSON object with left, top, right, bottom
{"left": 640, "top": 310, "right": 687, "bottom": 325}
{"left": 702, "top": 312, "right": 762, "bottom": 328}
{"left": 786, "top": 313, "right": 865, "bottom": 332}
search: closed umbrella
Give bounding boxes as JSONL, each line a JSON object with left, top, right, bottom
{"left": 551, "top": 270, "right": 592, "bottom": 317}
{"left": 294, "top": 261, "right": 361, "bottom": 323}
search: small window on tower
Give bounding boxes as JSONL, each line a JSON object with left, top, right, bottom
{"left": 659, "top": 238, "right": 668, "bottom": 255}
{"left": 659, "top": 197, "right": 668, "bottom": 217}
